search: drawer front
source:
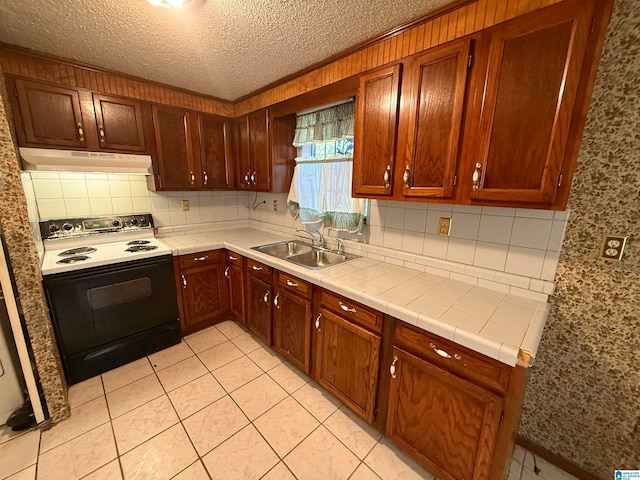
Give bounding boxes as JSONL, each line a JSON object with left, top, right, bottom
{"left": 278, "top": 271, "right": 311, "bottom": 299}
{"left": 320, "top": 290, "right": 383, "bottom": 334}
{"left": 226, "top": 250, "right": 243, "bottom": 266}
{"left": 178, "top": 249, "right": 222, "bottom": 269}
{"left": 246, "top": 257, "right": 272, "bottom": 282}
{"left": 394, "top": 322, "right": 511, "bottom": 394}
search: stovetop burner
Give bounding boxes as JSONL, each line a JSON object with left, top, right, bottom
{"left": 127, "top": 240, "right": 151, "bottom": 245}
{"left": 56, "top": 255, "right": 90, "bottom": 264}
{"left": 125, "top": 245, "right": 158, "bottom": 253}
{"left": 58, "top": 247, "right": 97, "bottom": 256}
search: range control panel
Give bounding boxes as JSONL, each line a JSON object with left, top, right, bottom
{"left": 40, "top": 214, "right": 154, "bottom": 240}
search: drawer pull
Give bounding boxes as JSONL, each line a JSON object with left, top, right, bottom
{"left": 390, "top": 356, "right": 398, "bottom": 379}
{"left": 430, "top": 342, "right": 455, "bottom": 359}
{"left": 228, "top": 255, "right": 238, "bottom": 261}
{"left": 252, "top": 265, "right": 263, "bottom": 271}
{"left": 286, "top": 279, "right": 298, "bottom": 288}
{"left": 315, "top": 313, "right": 322, "bottom": 331}
{"left": 224, "top": 267, "right": 230, "bottom": 279}
{"left": 339, "top": 302, "right": 356, "bottom": 313}
{"left": 194, "top": 256, "right": 208, "bottom": 261}
{"left": 181, "top": 274, "right": 187, "bottom": 288}
{"left": 263, "top": 291, "right": 270, "bottom": 304}
{"left": 203, "top": 172, "right": 208, "bottom": 185}
{"left": 273, "top": 293, "right": 280, "bottom": 309}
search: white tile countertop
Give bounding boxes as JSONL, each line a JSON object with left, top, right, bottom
{"left": 159, "top": 228, "right": 548, "bottom": 368}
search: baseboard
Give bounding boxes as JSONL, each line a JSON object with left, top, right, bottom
{"left": 516, "top": 436, "right": 602, "bottom": 480}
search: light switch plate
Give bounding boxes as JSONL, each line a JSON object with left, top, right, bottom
{"left": 599, "top": 234, "right": 628, "bottom": 261}
{"left": 438, "top": 217, "right": 452, "bottom": 236}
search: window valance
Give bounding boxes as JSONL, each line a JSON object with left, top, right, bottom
{"left": 292, "top": 100, "right": 355, "bottom": 147}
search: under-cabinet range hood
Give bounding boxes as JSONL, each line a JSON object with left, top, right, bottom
{"left": 19, "top": 148, "right": 153, "bottom": 175}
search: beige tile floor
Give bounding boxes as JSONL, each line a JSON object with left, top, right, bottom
{"left": 0, "top": 320, "right": 579, "bottom": 480}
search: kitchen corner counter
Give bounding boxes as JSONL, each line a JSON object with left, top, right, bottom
{"left": 159, "top": 228, "right": 548, "bottom": 368}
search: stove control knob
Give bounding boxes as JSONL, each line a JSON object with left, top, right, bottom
{"left": 62, "top": 223, "right": 73, "bottom": 232}
{"left": 112, "top": 219, "right": 121, "bottom": 227}
{"left": 130, "top": 217, "right": 138, "bottom": 226}
{"left": 48, "top": 224, "right": 60, "bottom": 233}
{"left": 139, "top": 217, "right": 148, "bottom": 225}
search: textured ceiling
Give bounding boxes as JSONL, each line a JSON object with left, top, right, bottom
{"left": 0, "top": 0, "right": 455, "bottom": 101}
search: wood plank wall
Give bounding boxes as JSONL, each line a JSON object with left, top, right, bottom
{"left": 234, "top": 0, "right": 562, "bottom": 116}
{"left": 0, "top": 47, "right": 234, "bottom": 117}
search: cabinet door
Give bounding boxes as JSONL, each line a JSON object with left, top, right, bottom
{"left": 226, "top": 263, "right": 245, "bottom": 323}
{"left": 198, "top": 114, "right": 232, "bottom": 189}
{"left": 248, "top": 109, "right": 271, "bottom": 191}
{"left": 386, "top": 348, "right": 503, "bottom": 480}
{"left": 180, "top": 264, "right": 229, "bottom": 334}
{"left": 273, "top": 289, "right": 311, "bottom": 374}
{"left": 467, "top": 1, "right": 594, "bottom": 204}
{"left": 14, "top": 79, "right": 88, "bottom": 149}
{"left": 93, "top": 94, "right": 146, "bottom": 152}
{"left": 245, "top": 275, "right": 272, "bottom": 344}
{"left": 352, "top": 64, "right": 401, "bottom": 197}
{"left": 234, "top": 116, "right": 252, "bottom": 190}
{"left": 314, "top": 308, "right": 381, "bottom": 423}
{"left": 399, "top": 39, "right": 471, "bottom": 198}
{"left": 152, "top": 105, "right": 196, "bottom": 190}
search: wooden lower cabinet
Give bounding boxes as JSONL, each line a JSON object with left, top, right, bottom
{"left": 272, "top": 287, "right": 312, "bottom": 374}
{"left": 313, "top": 307, "right": 381, "bottom": 423}
{"left": 245, "top": 272, "right": 272, "bottom": 344}
{"left": 386, "top": 347, "right": 503, "bottom": 480}
{"left": 174, "top": 250, "right": 229, "bottom": 335}
{"left": 225, "top": 251, "right": 245, "bottom": 323}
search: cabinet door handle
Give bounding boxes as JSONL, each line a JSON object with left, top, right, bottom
{"left": 383, "top": 165, "right": 391, "bottom": 188}
{"left": 228, "top": 255, "right": 238, "bottom": 261}
{"left": 98, "top": 125, "right": 105, "bottom": 143}
{"left": 286, "top": 279, "right": 298, "bottom": 288}
{"left": 194, "top": 256, "right": 208, "bottom": 261}
{"left": 263, "top": 291, "right": 270, "bottom": 304}
{"left": 430, "top": 342, "right": 455, "bottom": 359}
{"left": 315, "top": 313, "right": 322, "bottom": 331}
{"left": 252, "top": 265, "right": 262, "bottom": 271}
{"left": 273, "top": 293, "right": 280, "bottom": 309}
{"left": 190, "top": 171, "right": 195, "bottom": 184}
{"left": 472, "top": 162, "right": 482, "bottom": 191}
{"left": 203, "top": 172, "right": 208, "bottom": 185}
{"left": 251, "top": 172, "right": 257, "bottom": 184}
{"left": 224, "top": 267, "right": 230, "bottom": 279}
{"left": 339, "top": 301, "right": 356, "bottom": 313}
{"left": 244, "top": 171, "right": 251, "bottom": 184}
{"left": 390, "top": 355, "right": 398, "bottom": 379}
{"left": 403, "top": 165, "right": 411, "bottom": 188}
{"left": 77, "top": 123, "right": 85, "bottom": 142}
{"left": 181, "top": 274, "right": 187, "bottom": 288}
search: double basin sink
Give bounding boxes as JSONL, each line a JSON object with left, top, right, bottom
{"left": 252, "top": 240, "right": 359, "bottom": 270}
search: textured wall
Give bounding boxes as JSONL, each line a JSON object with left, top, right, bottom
{"left": 0, "top": 68, "right": 68, "bottom": 423}
{"left": 520, "top": 0, "right": 640, "bottom": 477}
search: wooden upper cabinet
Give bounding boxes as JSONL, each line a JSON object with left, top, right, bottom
{"left": 197, "top": 114, "right": 232, "bottom": 189}
{"left": 353, "top": 64, "right": 402, "bottom": 197}
{"left": 232, "top": 109, "right": 270, "bottom": 191}
{"left": 466, "top": 0, "right": 595, "bottom": 205}
{"left": 386, "top": 347, "right": 503, "bottom": 480}
{"left": 397, "top": 39, "right": 471, "bottom": 199}
{"left": 92, "top": 94, "right": 146, "bottom": 152}
{"left": 13, "top": 79, "right": 88, "bottom": 149}
{"left": 152, "top": 105, "right": 196, "bottom": 190}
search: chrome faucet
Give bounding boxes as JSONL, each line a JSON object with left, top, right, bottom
{"left": 336, "top": 239, "right": 344, "bottom": 255}
{"left": 296, "top": 229, "right": 326, "bottom": 249}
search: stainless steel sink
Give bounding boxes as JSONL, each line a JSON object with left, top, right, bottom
{"left": 287, "top": 250, "right": 357, "bottom": 269}
{"left": 252, "top": 240, "right": 314, "bottom": 259}
{"left": 252, "top": 240, "right": 359, "bottom": 269}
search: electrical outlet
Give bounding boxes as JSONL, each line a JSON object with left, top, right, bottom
{"left": 438, "top": 217, "right": 451, "bottom": 236}
{"left": 273, "top": 200, "right": 278, "bottom": 211}
{"left": 181, "top": 200, "right": 189, "bottom": 212}
{"left": 600, "top": 235, "right": 628, "bottom": 261}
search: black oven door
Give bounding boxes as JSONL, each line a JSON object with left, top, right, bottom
{"left": 43, "top": 254, "right": 179, "bottom": 382}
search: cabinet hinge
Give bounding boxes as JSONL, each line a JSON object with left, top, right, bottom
{"left": 468, "top": 53, "right": 473, "bottom": 69}
{"left": 590, "top": 16, "right": 597, "bottom": 35}
{"left": 13, "top": 86, "right": 18, "bottom": 98}
{"left": 557, "top": 173, "right": 563, "bottom": 187}
{"left": 453, "top": 175, "right": 458, "bottom": 187}
{"left": 499, "top": 410, "right": 504, "bottom": 426}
